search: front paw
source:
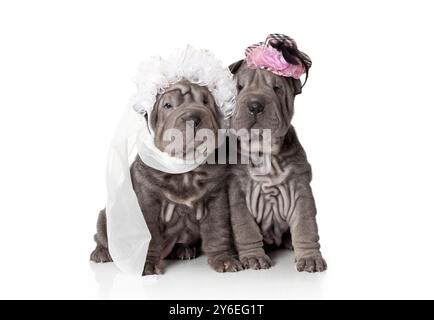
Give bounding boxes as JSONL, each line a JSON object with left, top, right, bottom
{"left": 90, "top": 246, "right": 113, "bottom": 263}
{"left": 171, "top": 245, "right": 197, "bottom": 260}
{"left": 241, "top": 254, "right": 272, "bottom": 270}
{"left": 142, "top": 261, "right": 164, "bottom": 276}
{"left": 296, "top": 255, "right": 327, "bottom": 273}
{"left": 208, "top": 255, "right": 243, "bottom": 273}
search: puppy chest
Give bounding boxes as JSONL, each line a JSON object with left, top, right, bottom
{"left": 244, "top": 157, "right": 296, "bottom": 243}
{"left": 245, "top": 179, "right": 293, "bottom": 226}
{"left": 159, "top": 200, "right": 208, "bottom": 241}
{"left": 161, "top": 171, "right": 215, "bottom": 208}
{"left": 160, "top": 200, "right": 208, "bottom": 223}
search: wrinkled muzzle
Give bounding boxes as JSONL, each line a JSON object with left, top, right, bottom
{"left": 232, "top": 88, "right": 286, "bottom": 137}
{"left": 159, "top": 105, "right": 220, "bottom": 158}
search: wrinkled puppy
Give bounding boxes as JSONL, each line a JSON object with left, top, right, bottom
{"left": 91, "top": 80, "right": 243, "bottom": 275}
{"left": 228, "top": 39, "right": 326, "bottom": 273}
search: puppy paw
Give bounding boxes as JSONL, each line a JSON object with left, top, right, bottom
{"left": 142, "top": 262, "right": 164, "bottom": 276}
{"left": 208, "top": 255, "right": 243, "bottom": 273}
{"left": 171, "top": 245, "right": 197, "bottom": 260}
{"left": 241, "top": 254, "right": 272, "bottom": 270}
{"left": 90, "top": 246, "right": 113, "bottom": 263}
{"left": 296, "top": 255, "right": 327, "bottom": 273}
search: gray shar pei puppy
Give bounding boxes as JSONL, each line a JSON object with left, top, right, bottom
{"left": 228, "top": 35, "right": 327, "bottom": 272}
{"left": 90, "top": 79, "right": 243, "bottom": 275}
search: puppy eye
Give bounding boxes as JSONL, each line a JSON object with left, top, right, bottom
{"left": 163, "top": 102, "right": 172, "bottom": 109}
{"left": 237, "top": 84, "right": 243, "bottom": 91}
{"left": 273, "top": 86, "right": 282, "bottom": 94}
{"left": 203, "top": 96, "right": 209, "bottom": 105}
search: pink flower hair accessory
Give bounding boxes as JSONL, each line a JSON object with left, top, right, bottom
{"left": 245, "top": 34, "right": 312, "bottom": 82}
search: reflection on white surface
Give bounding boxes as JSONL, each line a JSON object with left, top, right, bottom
{"left": 89, "top": 249, "right": 326, "bottom": 300}
{"left": 1, "top": 236, "right": 434, "bottom": 299}
{"left": 87, "top": 244, "right": 434, "bottom": 300}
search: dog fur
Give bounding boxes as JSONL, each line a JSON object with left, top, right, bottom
{"left": 228, "top": 60, "right": 327, "bottom": 273}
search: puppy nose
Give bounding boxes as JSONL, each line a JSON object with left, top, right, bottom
{"left": 248, "top": 100, "right": 264, "bottom": 115}
{"left": 183, "top": 114, "right": 202, "bottom": 128}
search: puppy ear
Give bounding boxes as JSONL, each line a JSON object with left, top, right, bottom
{"left": 289, "top": 78, "right": 302, "bottom": 95}
{"left": 149, "top": 97, "right": 160, "bottom": 132}
{"left": 228, "top": 59, "right": 244, "bottom": 74}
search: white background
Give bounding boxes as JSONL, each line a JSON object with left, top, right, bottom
{"left": 1, "top": 0, "right": 434, "bottom": 299}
